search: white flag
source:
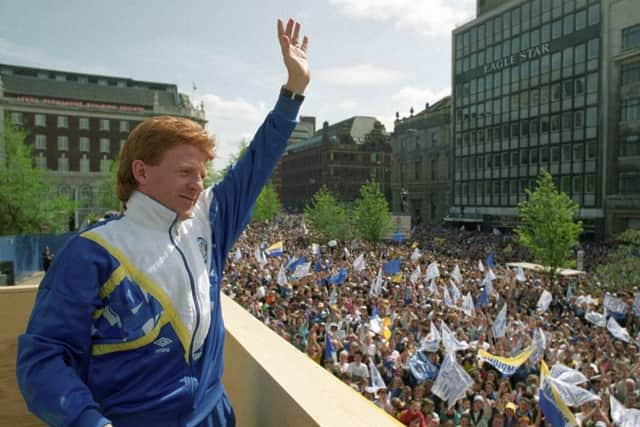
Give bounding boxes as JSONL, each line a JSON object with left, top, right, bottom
{"left": 410, "top": 266, "right": 421, "bottom": 284}
{"left": 604, "top": 294, "right": 627, "bottom": 316}
{"left": 410, "top": 248, "right": 422, "bottom": 261}
{"left": 353, "top": 254, "right": 366, "bottom": 272}
{"left": 366, "top": 359, "right": 387, "bottom": 393}
{"left": 329, "top": 287, "right": 337, "bottom": 306}
{"left": 515, "top": 265, "right": 526, "bottom": 282}
{"left": 487, "top": 268, "right": 496, "bottom": 282}
{"left": 254, "top": 246, "right": 267, "bottom": 269}
{"left": 611, "top": 395, "right": 640, "bottom": 427}
{"left": 607, "top": 316, "right": 631, "bottom": 343}
{"left": 492, "top": 304, "right": 507, "bottom": 338}
{"left": 478, "top": 260, "right": 485, "bottom": 272}
{"left": 633, "top": 293, "right": 640, "bottom": 317}
{"left": 292, "top": 262, "right": 311, "bottom": 280}
{"left": 233, "top": 248, "right": 242, "bottom": 262}
{"left": 420, "top": 321, "right": 441, "bottom": 352}
{"left": 444, "top": 286, "right": 454, "bottom": 308}
{"left": 369, "top": 316, "right": 383, "bottom": 335}
{"left": 370, "top": 269, "right": 384, "bottom": 296}
{"left": 585, "top": 311, "right": 607, "bottom": 328}
{"left": 462, "top": 292, "right": 475, "bottom": 317}
{"left": 547, "top": 364, "right": 600, "bottom": 407}
{"left": 426, "top": 262, "right": 440, "bottom": 281}
{"left": 449, "top": 282, "right": 461, "bottom": 304}
{"left": 441, "top": 322, "right": 469, "bottom": 353}
{"left": 344, "top": 247, "right": 350, "bottom": 258}
{"left": 432, "top": 353, "right": 474, "bottom": 409}
{"left": 451, "top": 264, "right": 463, "bottom": 284}
{"left": 277, "top": 264, "right": 288, "bottom": 288}
{"left": 537, "top": 290, "right": 553, "bottom": 312}
{"left": 529, "top": 328, "right": 546, "bottom": 364}
{"left": 427, "top": 279, "right": 438, "bottom": 296}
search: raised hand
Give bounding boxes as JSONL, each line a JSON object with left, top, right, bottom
{"left": 277, "top": 18, "right": 310, "bottom": 94}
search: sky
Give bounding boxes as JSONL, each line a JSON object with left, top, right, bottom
{"left": 0, "top": 0, "right": 476, "bottom": 169}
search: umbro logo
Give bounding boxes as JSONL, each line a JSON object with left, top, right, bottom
{"left": 154, "top": 337, "right": 173, "bottom": 348}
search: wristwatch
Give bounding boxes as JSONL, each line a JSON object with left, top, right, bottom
{"left": 280, "top": 86, "right": 305, "bottom": 102}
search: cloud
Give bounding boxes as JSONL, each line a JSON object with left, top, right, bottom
{"left": 338, "top": 99, "right": 358, "bottom": 110}
{"left": 328, "top": 0, "right": 475, "bottom": 37}
{"left": 197, "top": 94, "right": 268, "bottom": 170}
{"left": 376, "top": 85, "right": 450, "bottom": 130}
{"left": 318, "top": 64, "right": 403, "bottom": 86}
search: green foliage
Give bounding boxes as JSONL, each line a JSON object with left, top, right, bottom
{"left": 304, "top": 186, "right": 351, "bottom": 241}
{"left": 209, "top": 140, "right": 248, "bottom": 184}
{"left": 0, "top": 121, "right": 74, "bottom": 235}
{"left": 515, "top": 170, "right": 582, "bottom": 281}
{"left": 352, "top": 180, "right": 392, "bottom": 243}
{"left": 596, "top": 229, "right": 640, "bottom": 291}
{"left": 97, "top": 159, "right": 121, "bottom": 212}
{"left": 251, "top": 183, "right": 282, "bottom": 222}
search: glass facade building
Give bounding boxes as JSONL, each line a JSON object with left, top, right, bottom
{"left": 451, "top": 0, "right": 640, "bottom": 236}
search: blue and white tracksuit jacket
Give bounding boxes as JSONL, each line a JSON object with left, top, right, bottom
{"left": 16, "top": 94, "right": 301, "bottom": 427}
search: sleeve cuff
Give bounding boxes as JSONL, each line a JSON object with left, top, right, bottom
{"left": 72, "top": 408, "right": 111, "bottom": 427}
{"left": 273, "top": 92, "right": 303, "bottom": 121}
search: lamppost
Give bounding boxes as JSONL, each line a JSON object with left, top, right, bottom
{"left": 400, "top": 187, "right": 408, "bottom": 213}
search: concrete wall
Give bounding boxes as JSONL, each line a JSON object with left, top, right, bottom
{"left": 0, "top": 286, "right": 401, "bottom": 427}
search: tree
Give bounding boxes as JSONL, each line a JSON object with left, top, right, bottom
{"left": 596, "top": 229, "right": 640, "bottom": 291}
{"left": 515, "top": 170, "right": 582, "bottom": 282}
{"left": 0, "top": 121, "right": 74, "bottom": 235}
{"left": 351, "top": 180, "right": 392, "bottom": 243}
{"left": 97, "top": 159, "right": 121, "bottom": 213}
{"left": 304, "top": 186, "right": 351, "bottom": 241}
{"left": 251, "top": 182, "right": 281, "bottom": 222}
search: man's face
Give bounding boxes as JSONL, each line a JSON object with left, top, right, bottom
{"left": 135, "top": 143, "right": 207, "bottom": 220}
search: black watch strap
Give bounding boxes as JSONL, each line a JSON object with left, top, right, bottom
{"left": 280, "top": 86, "right": 305, "bottom": 103}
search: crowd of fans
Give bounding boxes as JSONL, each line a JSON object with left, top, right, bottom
{"left": 222, "top": 215, "right": 639, "bottom": 426}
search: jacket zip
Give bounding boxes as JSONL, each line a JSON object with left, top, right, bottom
{"left": 169, "top": 217, "right": 200, "bottom": 371}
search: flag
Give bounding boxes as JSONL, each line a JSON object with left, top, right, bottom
{"left": 478, "top": 347, "right": 534, "bottom": 376}
{"left": 545, "top": 364, "right": 600, "bottom": 407}
{"left": 459, "top": 224, "right": 465, "bottom": 232}
{"left": 451, "top": 264, "right": 463, "bottom": 284}
{"left": 484, "top": 276, "right": 495, "bottom": 297}
{"left": 427, "top": 279, "right": 438, "bottom": 296}
{"left": 441, "top": 322, "right": 469, "bottom": 353}
{"left": 265, "top": 241, "right": 284, "bottom": 257}
{"left": 610, "top": 395, "right": 640, "bottom": 427}
{"left": 370, "top": 269, "right": 384, "bottom": 296}
{"left": 291, "top": 262, "right": 311, "bottom": 280}
{"left": 367, "top": 359, "right": 387, "bottom": 393}
{"left": 449, "top": 282, "right": 461, "bottom": 304}
{"left": 277, "top": 264, "right": 288, "bottom": 288}
{"left": 486, "top": 251, "right": 495, "bottom": 269}
{"left": 529, "top": 328, "right": 546, "bottom": 365}
{"left": 515, "top": 265, "right": 526, "bottom": 282}
{"left": 462, "top": 292, "right": 475, "bottom": 317}
{"left": 444, "top": 286, "right": 455, "bottom": 308}
{"left": 383, "top": 259, "right": 401, "bottom": 275}
{"left": 391, "top": 231, "right": 404, "bottom": 242}
{"left": 432, "top": 353, "right": 474, "bottom": 409}
{"left": 353, "top": 254, "right": 366, "bottom": 272}
{"left": 604, "top": 294, "right": 627, "bottom": 320}
{"left": 302, "top": 221, "right": 309, "bottom": 235}
{"left": 233, "top": 248, "right": 242, "bottom": 262}
{"left": 313, "top": 260, "right": 323, "bottom": 272}
{"left": 410, "top": 248, "right": 422, "bottom": 261}
{"left": 329, "top": 287, "right": 337, "bottom": 306}
{"left": 585, "top": 311, "right": 606, "bottom": 328}
{"left": 324, "top": 333, "right": 336, "bottom": 363}
{"left": 329, "top": 268, "right": 347, "bottom": 285}
{"left": 537, "top": 290, "right": 553, "bottom": 312}
{"left": 478, "top": 260, "right": 485, "bottom": 272}
{"left": 633, "top": 293, "right": 640, "bottom": 317}
{"left": 486, "top": 269, "right": 496, "bottom": 281}
{"left": 311, "top": 243, "right": 321, "bottom": 256}
{"left": 410, "top": 266, "right": 421, "bottom": 284}
{"left": 539, "top": 361, "right": 579, "bottom": 427}
{"left": 426, "top": 262, "right": 440, "bottom": 281}
{"left": 492, "top": 304, "right": 507, "bottom": 339}
{"left": 254, "top": 246, "right": 267, "bottom": 269}
{"left": 391, "top": 272, "right": 403, "bottom": 283}
{"left": 419, "top": 321, "right": 441, "bottom": 352}
{"left": 408, "top": 351, "right": 439, "bottom": 383}
{"left": 476, "top": 286, "right": 489, "bottom": 307}
{"left": 607, "top": 316, "right": 631, "bottom": 343}
{"left": 492, "top": 227, "right": 502, "bottom": 236}
{"left": 344, "top": 247, "right": 350, "bottom": 258}
{"left": 286, "top": 256, "right": 307, "bottom": 273}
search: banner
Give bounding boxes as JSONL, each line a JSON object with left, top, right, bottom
{"left": 478, "top": 347, "right": 534, "bottom": 376}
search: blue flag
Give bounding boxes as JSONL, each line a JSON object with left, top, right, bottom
{"left": 324, "top": 333, "right": 336, "bottom": 362}
{"left": 486, "top": 250, "right": 495, "bottom": 269}
{"left": 539, "top": 361, "right": 578, "bottom": 427}
{"left": 313, "top": 261, "right": 323, "bottom": 272}
{"left": 408, "top": 351, "right": 439, "bottom": 383}
{"left": 476, "top": 287, "right": 489, "bottom": 307}
{"left": 383, "top": 259, "right": 401, "bottom": 275}
{"left": 328, "top": 268, "right": 347, "bottom": 285}
{"left": 287, "top": 256, "right": 307, "bottom": 273}
{"left": 392, "top": 231, "right": 404, "bottom": 242}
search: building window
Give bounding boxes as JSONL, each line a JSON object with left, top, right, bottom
{"left": 561, "top": 176, "right": 571, "bottom": 194}
{"left": 100, "top": 119, "right": 110, "bottom": 131}
{"left": 620, "top": 173, "right": 640, "bottom": 194}
{"left": 414, "top": 161, "right": 420, "bottom": 181}
{"left": 622, "top": 63, "right": 640, "bottom": 85}
{"left": 586, "top": 106, "right": 598, "bottom": 128}
{"left": 58, "top": 154, "right": 69, "bottom": 172}
{"left": 79, "top": 137, "right": 90, "bottom": 153}
{"left": 573, "top": 175, "right": 583, "bottom": 194}
{"left": 622, "top": 98, "right": 640, "bottom": 122}
{"left": 80, "top": 154, "right": 90, "bottom": 173}
{"left": 35, "top": 134, "right": 46, "bottom": 150}
{"left": 585, "top": 175, "right": 596, "bottom": 194}
{"left": 79, "top": 117, "right": 90, "bottom": 130}
{"left": 35, "top": 114, "right": 46, "bottom": 127}
{"left": 574, "top": 143, "right": 585, "bottom": 161}
{"left": 623, "top": 25, "right": 640, "bottom": 50}
{"left": 588, "top": 4, "right": 600, "bottom": 26}
{"left": 100, "top": 156, "right": 111, "bottom": 173}
{"left": 620, "top": 135, "right": 640, "bottom": 157}
{"left": 100, "top": 138, "right": 110, "bottom": 154}
{"left": 120, "top": 120, "right": 130, "bottom": 132}
{"left": 35, "top": 153, "right": 47, "bottom": 169}
{"left": 10, "top": 111, "right": 23, "bottom": 125}
{"left": 57, "top": 116, "right": 69, "bottom": 128}
{"left": 57, "top": 136, "right": 69, "bottom": 151}
{"left": 586, "top": 140, "right": 597, "bottom": 159}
